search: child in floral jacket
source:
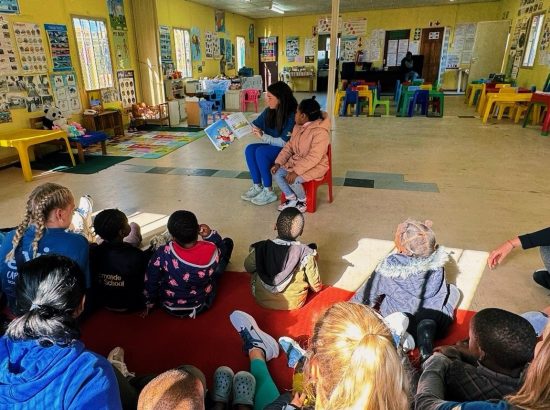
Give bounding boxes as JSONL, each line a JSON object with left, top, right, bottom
{"left": 144, "top": 210, "right": 233, "bottom": 318}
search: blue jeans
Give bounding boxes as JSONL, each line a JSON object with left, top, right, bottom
{"left": 244, "top": 144, "right": 282, "bottom": 188}
{"left": 274, "top": 167, "right": 305, "bottom": 200}
{"left": 405, "top": 71, "right": 419, "bottom": 82}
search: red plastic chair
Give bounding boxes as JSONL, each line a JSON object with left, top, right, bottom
{"left": 280, "top": 144, "right": 333, "bottom": 213}
{"left": 240, "top": 89, "right": 260, "bottom": 112}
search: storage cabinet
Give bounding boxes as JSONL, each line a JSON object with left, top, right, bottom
{"left": 82, "top": 110, "right": 124, "bottom": 136}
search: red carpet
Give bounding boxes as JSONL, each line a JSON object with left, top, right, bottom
{"left": 81, "top": 271, "right": 474, "bottom": 391}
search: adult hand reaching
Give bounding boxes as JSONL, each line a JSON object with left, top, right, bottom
{"left": 487, "top": 237, "right": 521, "bottom": 269}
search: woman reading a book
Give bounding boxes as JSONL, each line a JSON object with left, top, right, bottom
{"left": 240, "top": 81, "right": 297, "bottom": 206}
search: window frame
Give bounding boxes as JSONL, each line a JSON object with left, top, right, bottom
{"left": 174, "top": 27, "right": 193, "bottom": 78}
{"left": 72, "top": 15, "right": 114, "bottom": 91}
{"left": 521, "top": 12, "right": 545, "bottom": 68}
{"left": 236, "top": 35, "right": 246, "bottom": 71}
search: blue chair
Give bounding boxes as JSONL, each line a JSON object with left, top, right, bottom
{"left": 394, "top": 80, "right": 401, "bottom": 105}
{"left": 209, "top": 89, "right": 225, "bottom": 113}
{"left": 407, "top": 90, "right": 429, "bottom": 117}
{"left": 340, "top": 89, "right": 360, "bottom": 117}
{"left": 199, "top": 99, "right": 222, "bottom": 127}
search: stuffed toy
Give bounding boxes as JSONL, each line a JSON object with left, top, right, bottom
{"left": 42, "top": 105, "right": 63, "bottom": 130}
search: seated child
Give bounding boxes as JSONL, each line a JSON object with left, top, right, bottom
{"left": 435, "top": 308, "right": 537, "bottom": 402}
{"left": 244, "top": 207, "right": 321, "bottom": 310}
{"left": 144, "top": 210, "right": 233, "bottom": 318}
{"left": 351, "top": 219, "right": 460, "bottom": 361}
{"left": 90, "top": 209, "right": 151, "bottom": 312}
{"left": 0, "top": 182, "right": 89, "bottom": 312}
{"left": 271, "top": 96, "right": 330, "bottom": 213}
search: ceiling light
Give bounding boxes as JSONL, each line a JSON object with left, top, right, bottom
{"left": 270, "top": 4, "right": 285, "bottom": 14}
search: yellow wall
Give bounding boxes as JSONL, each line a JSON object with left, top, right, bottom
{"left": 0, "top": 0, "right": 138, "bottom": 162}
{"left": 156, "top": 0, "right": 256, "bottom": 78}
{"left": 256, "top": 2, "right": 501, "bottom": 89}
{"left": 500, "top": 0, "right": 550, "bottom": 89}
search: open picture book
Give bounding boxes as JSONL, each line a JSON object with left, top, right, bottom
{"left": 204, "top": 112, "right": 253, "bottom": 151}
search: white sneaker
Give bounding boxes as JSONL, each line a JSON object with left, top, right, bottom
{"left": 107, "top": 347, "right": 135, "bottom": 377}
{"left": 277, "top": 198, "right": 297, "bottom": 211}
{"left": 251, "top": 189, "right": 278, "bottom": 206}
{"left": 230, "top": 310, "right": 279, "bottom": 361}
{"left": 241, "top": 185, "right": 263, "bottom": 201}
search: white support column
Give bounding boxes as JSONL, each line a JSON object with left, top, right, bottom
{"left": 326, "top": 0, "right": 340, "bottom": 126}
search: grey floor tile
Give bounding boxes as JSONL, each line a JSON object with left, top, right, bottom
{"left": 212, "top": 169, "right": 241, "bottom": 178}
{"left": 147, "top": 167, "right": 175, "bottom": 174}
{"left": 343, "top": 178, "right": 375, "bottom": 188}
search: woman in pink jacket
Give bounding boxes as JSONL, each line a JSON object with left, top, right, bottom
{"left": 270, "top": 96, "right": 330, "bottom": 213}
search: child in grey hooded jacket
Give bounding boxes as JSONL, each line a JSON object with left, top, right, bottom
{"left": 351, "top": 219, "right": 460, "bottom": 361}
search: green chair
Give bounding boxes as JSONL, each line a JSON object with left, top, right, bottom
{"left": 372, "top": 87, "right": 390, "bottom": 115}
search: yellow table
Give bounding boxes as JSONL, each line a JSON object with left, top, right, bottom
{"left": 0, "top": 129, "right": 75, "bottom": 181}
{"left": 481, "top": 93, "right": 533, "bottom": 124}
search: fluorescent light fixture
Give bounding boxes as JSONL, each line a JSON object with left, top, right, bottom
{"left": 270, "top": 4, "right": 285, "bottom": 14}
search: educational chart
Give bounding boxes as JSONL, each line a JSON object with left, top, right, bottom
{"left": 191, "top": 27, "right": 201, "bottom": 62}
{"left": 538, "top": 16, "right": 550, "bottom": 66}
{"left": 108, "top": 0, "right": 127, "bottom": 31}
{"left": 0, "top": 17, "right": 20, "bottom": 75}
{"left": 45, "top": 24, "right": 73, "bottom": 72}
{"left": 51, "top": 72, "right": 80, "bottom": 114}
{"left": 342, "top": 18, "right": 367, "bottom": 36}
{"left": 341, "top": 36, "right": 358, "bottom": 62}
{"left": 260, "top": 37, "right": 276, "bottom": 62}
{"left": 7, "top": 74, "right": 52, "bottom": 112}
{"left": 317, "top": 16, "right": 343, "bottom": 34}
{"left": 0, "top": 76, "right": 12, "bottom": 123}
{"left": 205, "top": 31, "right": 219, "bottom": 59}
{"left": 286, "top": 36, "right": 299, "bottom": 62}
{"left": 13, "top": 22, "right": 47, "bottom": 73}
{"left": 0, "top": 0, "right": 19, "bottom": 14}
{"left": 305, "top": 37, "right": 316, "bottom": 63}
{"left": 100, "top": 87, "right": 120, "bottom": 104}
{"left": 117, "top": 70, "right": 136, "bottom": 108}
{"left": 159, "top": 26, "right": 172, "bottom": 63}
{"left": 112, "top": 30, "right": 130, "bottom": 69}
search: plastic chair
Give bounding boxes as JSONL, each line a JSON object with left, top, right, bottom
{"left": 280, "top": 71, "right": 294, "bottom": 91}
{"left": 334, "top": 90, "right": 346, "bottom": 116}
{"left": 199, "top": 99, "right": 222, "bottom": 127}
{"left": 394, "top": 80, "right": 401, "bottom": 104}
{"left": 280, "top": 144, "right": 333, "bottom": 213}
{"left": 372, "top": 87, "right": 390, "bottom": 115}
{"left": 240, "top": 89, "right": 260, "bottom": 112}
{"left": 209, "top": 89, "right": 225, "bottom": 113}
{"left": 412, "top": 79, "right": 425, "bottom": 86}
{"left": 340, "top": 89, "right": 360, "bottom": 116}
{"left": 357, "top": 87, "right": 373, "bottom": 115}
{"left": 407, "top": 90, "right": 429, "bottom": 117}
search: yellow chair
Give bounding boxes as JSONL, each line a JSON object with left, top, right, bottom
{"left": 420, "top": 84, "right": 432, "bottom": 90}
{"left": 357, "top": 88, "right": 373, "bottom": 115}
{"left": 493, "top": 87, "right": 518, "bottom": 119}
{"left": 334, "top": 90, "right": 346, "bottom": 116}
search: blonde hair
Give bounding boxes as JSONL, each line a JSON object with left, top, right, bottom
{"left": 6, "top": 183, "right": 73, "bottom": 261}
{"left": 506, "top": 323, "right": 550, "bottom": 409}
{"left": 394, "top": 219, "right": 437, "bottom": 258}
{"left": 304, "top": 302, "right": 410, "bottom": 410}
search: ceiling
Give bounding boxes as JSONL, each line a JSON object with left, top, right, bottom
{"left": 189, "top": 0, "right": 500, "bottom": 19}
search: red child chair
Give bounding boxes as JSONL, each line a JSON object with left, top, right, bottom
{"left": 280, "top": 144, "right": 333, "bottom": 213}
{"left": 240, "top": 89, "right": 260, "bottom": 112}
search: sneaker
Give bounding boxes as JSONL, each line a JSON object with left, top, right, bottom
{"left": 241, "top": 185, "right": 263, "bottom": 201}
{"left": 232, "top": 371, "right": 256, "bottom": 407}
{"left": 71, "top": 195, "right": 94, "bottom": 242}
{"left": 212, "top": 366, "right": 234, "bottom": 403}
{"left": 295, "top": 200, "right": 307, "bottom": 213}
{"left": 229, "top": 310, "right": 279, "bottom": 361}
{"left": 278, "top": 336, "right": 306, "bottom": 368}
{"left": 251, "top": 189, "right": 278, "bottom": 206}
{"left": 533, "top": 269, "right": 550, "bottom": 290}
{"left": 401, "top": 331, "right": 416, "bottom": 352}
{"left": 277, "top": 198, "right": 297, "bottom": 211}
{"left": 107, "top": 347, "right": 135, "bottom": 378}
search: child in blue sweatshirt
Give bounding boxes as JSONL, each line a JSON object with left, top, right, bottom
{"left": 144, "top": 210, "right": 233, "bottom": 318}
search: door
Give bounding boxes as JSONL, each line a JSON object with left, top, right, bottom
{"left": 469, "top": 21, "right": 510, "bottom": 81}
{"left": 420, "top": 27, "right": 444, "bottom": 83}
{"left": 258, "top": 36, "right": 278, "bottom": 92}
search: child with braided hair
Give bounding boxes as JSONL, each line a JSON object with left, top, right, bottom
{"left": 0, "top": 183, "right": 89, "bottom": 312}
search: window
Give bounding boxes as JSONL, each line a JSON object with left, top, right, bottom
{"left": 522, "top": 13, "right": 545, "bottom": 67}
{"left": 72, "top": 17, "right": 114, "bottom": 90}
{"left": 174, "top": 28, "right": 192, "bottom": 78}
{"left": 236, "top": 36, "right": 246, "bottom": 71}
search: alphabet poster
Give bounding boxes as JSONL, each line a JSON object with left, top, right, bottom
{"left": 0, "top": 17, "right": 20, "bottom": 74}
{"left": 286, "top": 36, "right": 299, "bottom": 62}
{"left": 117, "top": 70, "right": 135, "bottom": 108}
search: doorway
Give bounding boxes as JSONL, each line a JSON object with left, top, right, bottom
{"left": 317, "top": 34, "right": 339, "bottom": 92}
{"left": 258, "top": 36, "right": 278, "bottom": 92}
{"left": 420, "top": 27, "right": 444, "bottom": 83}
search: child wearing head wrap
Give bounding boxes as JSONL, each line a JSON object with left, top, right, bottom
{"left": 351, "top": 219, "right": 461, "bottom": 361}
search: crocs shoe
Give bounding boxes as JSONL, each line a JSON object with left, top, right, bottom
{"left": 107, "top": 347, "right": 135, "bottom": 378}
{"left": 277, "top": 198, "right": 297, "bottom": 211}
{"left": 250, "top": 189, "right": 278, "bottom": 206}
{"left": 278, "top": 336, "right": 306, "bottom": 368}
{"left": 230, "top": 310, "right": 279, "bottom": 361}
{"left": 232, "top": 371, "right": 256, "bottom": 407}
{"left": 241, "top": 185, "right": 263, "bottom": 201}
{"left": 212, "top": 366, "right": 234, "bottom": 404}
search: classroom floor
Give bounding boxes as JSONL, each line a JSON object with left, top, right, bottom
{"left": 0, "top": 94, "right": 548, "bottom": 314}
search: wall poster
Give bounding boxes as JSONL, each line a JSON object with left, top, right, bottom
{"left": 215, "top": 9, "right": 225, "bottom": 33}
{"left": 112, "top": 30, "right": 130, "bottom": 69}
{"left": 107, "top": 0, "right": 127, "bottom": 31}
{"left": 51, "top": 72, "right": 80, "bottom": 114}
{"left": 191, "top": 27, "right": 201, "bottom": 61}
{"left": 13, "top": 22, "right": 47, "bottom": 73}
{"left": 7, "top": 74, "right": 52, "bottom": 112}
{"left": 159, "top": 25, "right": 172, "bottom": 63}
{"left": 0, "top": 0, "right": 19, "bottom": 14}
{"left": 117, "top": 69, "right": 135, "bottom": 108}
{"left": 44, "top": 23, "right": 73, "bottom": 72}
{"left": 0, "top": 17, "right": 20, "bottom": 74}
{"left": 286, "top": 36, "right": 299, "bottom": 62}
